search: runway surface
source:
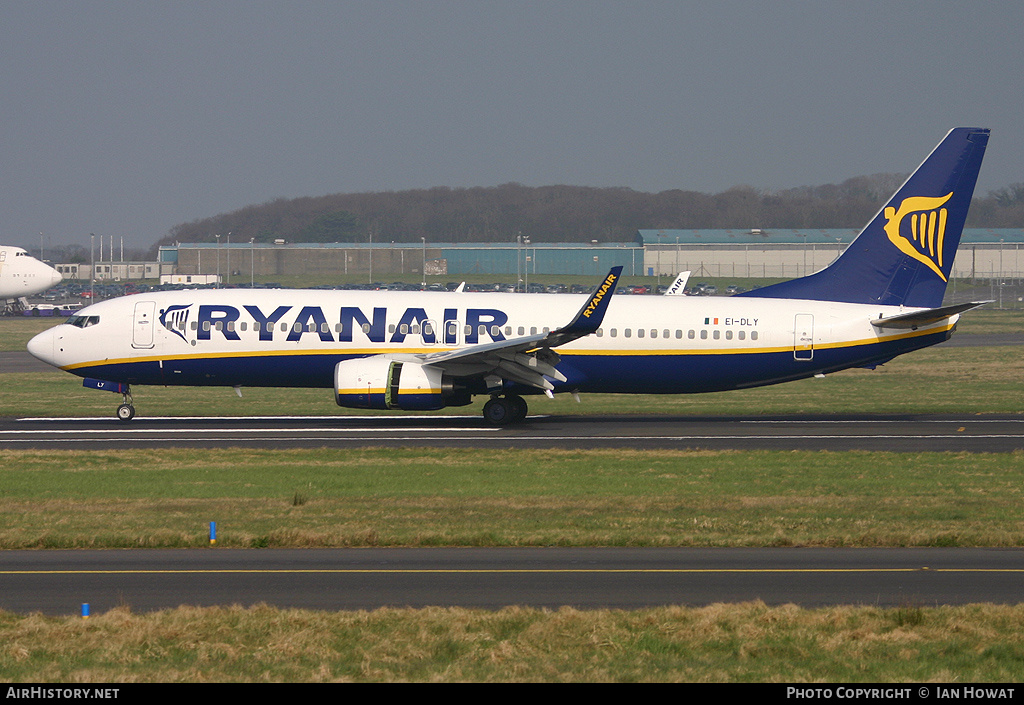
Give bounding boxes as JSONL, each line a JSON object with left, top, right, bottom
{"left": 4, "top": 412, "right": 1024, "bottom": 451}
{"left": 2, "top": 548, "right": 1021, "bottom": 615}
{"left": 4, "top": 338, "right": 1023, "bottom": 614}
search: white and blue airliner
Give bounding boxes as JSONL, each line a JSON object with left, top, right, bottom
{"left": 27, "top": 128, "right": 991, "bottom": 424}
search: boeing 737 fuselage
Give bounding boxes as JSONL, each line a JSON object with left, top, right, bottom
{"left": 27, "top": 128, "right": 992, "bottom": 424}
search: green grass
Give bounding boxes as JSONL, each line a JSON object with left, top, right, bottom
{"left": 4, "top": 311, "right": 1024, "bottom": 682}
{"left": 2, "top": 603, "right": 1023, "bottom": 682}
{"left": 2, "top": 447, "right": 1022, "bottom": 548}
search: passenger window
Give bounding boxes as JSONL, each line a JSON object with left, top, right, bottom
{"left": 713, "top": 330, "right": 720, "bottom": 340}
{"left": 725, "top": 330, "right": 733, "bottom": 340}
{"left": 624, "top": 329, "right": 632, "bottom": 338}
{"left": 637, "top": 329, "right": 644, "bottom": 338}
{"left": 610, "top": 328, "right": 617, "bottom": 337}
{"left": 751, "top": 331, "right": 759, "bottom": 340}
{"left": 687, "top": 330, "right": 694, "bottom": 339}
{"left": 738, "top": 331, "right": 746, "bottom": 340}
{"left": 700, "top": 330, "right": 707, "bottom": 340}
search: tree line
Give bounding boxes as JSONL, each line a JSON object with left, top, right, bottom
{"left": 148, "top": 176, "right": 1024, "bottom": 257}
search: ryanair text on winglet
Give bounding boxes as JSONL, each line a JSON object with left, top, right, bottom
{"left": 582, "top": 272, "right": 618, "bottom": 318}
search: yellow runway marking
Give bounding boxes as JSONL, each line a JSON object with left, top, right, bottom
{"left": 3, "top": 568, "right": 1022, "bottom": 575}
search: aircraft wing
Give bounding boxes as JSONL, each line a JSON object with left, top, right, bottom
{"left": 870, "top": 301, "right": 991, "bottom": 329}
{"left": 418, "top": 267, "right": 623, "bottom": 391}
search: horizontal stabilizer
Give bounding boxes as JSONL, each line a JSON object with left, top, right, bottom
{"left": 870, "top": 301, "right": 991, "bottom": 329}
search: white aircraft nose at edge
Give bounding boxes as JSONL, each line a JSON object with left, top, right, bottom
{"left": 1, "top": 246, "right": 62, "bottom": 301}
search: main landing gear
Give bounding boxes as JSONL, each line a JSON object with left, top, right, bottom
{"left": 116, "top": 386, "right": 135, "bottom": 422}
{"left": 482, "top": 394, "right": 528, "bottom": 426}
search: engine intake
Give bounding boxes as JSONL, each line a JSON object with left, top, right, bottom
{"left": 334, "top": 357, "right": 468, "bottom": 410}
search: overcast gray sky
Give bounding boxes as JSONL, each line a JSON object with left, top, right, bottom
{"left": 3, "top": 0, "right": 1022, "bottom": 250}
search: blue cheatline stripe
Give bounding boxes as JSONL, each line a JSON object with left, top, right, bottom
{"left": 66, "top": 328, "right": 948, "bottom": 396}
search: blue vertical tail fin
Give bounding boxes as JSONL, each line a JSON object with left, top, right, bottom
{"left": 739, "top": 128, "right": 990, "bottom": 308}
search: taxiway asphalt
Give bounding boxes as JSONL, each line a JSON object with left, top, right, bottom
{"left": 2, "top": 547, "right": 1021, "bottom": 615}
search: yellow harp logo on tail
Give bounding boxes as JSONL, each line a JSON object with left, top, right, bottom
{"left": 883, "top": 192, "right": 954, "bottom": 282}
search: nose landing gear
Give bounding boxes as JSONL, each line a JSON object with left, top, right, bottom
{"left": 116, "top": 387, "right": 135, "bottom": 422}
{"left": 82, "top": 378, "right": 136, "bottom": 422}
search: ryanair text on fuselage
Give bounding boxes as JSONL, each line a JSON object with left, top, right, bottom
{"left": 163, "top": 303, "right": 511, "bottom": 345}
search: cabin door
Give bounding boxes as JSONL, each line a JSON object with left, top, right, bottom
{"left": 132, "top": 301, "right": 156, "bottom": 349}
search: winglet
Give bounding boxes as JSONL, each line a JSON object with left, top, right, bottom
{"left": 419, "top": 267, "right": 623, "bottom": 367}
{"left": 542, "top": 266, "right": 622, "bottom": 347}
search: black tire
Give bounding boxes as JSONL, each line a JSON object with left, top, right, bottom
{"left": 116, "top": 404, "right": 135, "bottom": 422}
{"left": 508, "top": 395, "right": 528, "bottom": 422}
{"left": 483, "top": 397, "right": 512, "bottom": 426}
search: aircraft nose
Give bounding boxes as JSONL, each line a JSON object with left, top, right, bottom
{"left": 26, "top": 328, "right": 57, "bottom": 367}
{"left": 49, "top": 267, "right": 62, "bottom": 287}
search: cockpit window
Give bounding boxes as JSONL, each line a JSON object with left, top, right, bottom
{"left": 66, "top": 315, "right": 100, "bottom": 328}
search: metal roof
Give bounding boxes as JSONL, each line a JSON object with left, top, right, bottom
{"left": 163, "top": 241, "right": 638, "bottom": 250}
{"left": 637, "top": 229, "right": 1024, "bottom": 246}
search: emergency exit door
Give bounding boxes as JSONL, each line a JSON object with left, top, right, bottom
{"left": 794, "top": 313, "right": 814, "bottom": 361}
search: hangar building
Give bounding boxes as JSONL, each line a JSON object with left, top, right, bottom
{"left": 158, "top": 228, "right": 1024, "bottom": 283}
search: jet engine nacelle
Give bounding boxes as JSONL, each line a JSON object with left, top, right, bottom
{"left": 334, "top": 356, "right": 469, "bottom": 410}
